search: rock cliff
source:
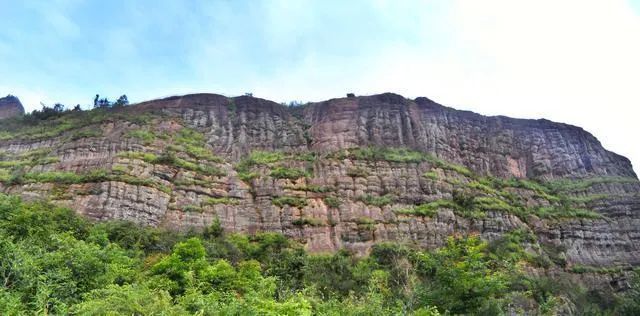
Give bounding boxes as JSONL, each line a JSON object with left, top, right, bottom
{"left": 1, "top": 92, "right": 638, "bottom": 273}
{"left": 0, "top": 95, "right": 25, "bottom": 120}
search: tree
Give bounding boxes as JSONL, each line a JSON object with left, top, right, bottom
{"left": 97, "top": 98, "right": 111, "bottom": 108}
{"left": 53, "top": 103, "right": 65, "bottom": 113}
{"left": 114, "top": 95, "right": 129, "bottom": 107}
{"left": 415, "top": 236, "right": 510, "bottom": 314}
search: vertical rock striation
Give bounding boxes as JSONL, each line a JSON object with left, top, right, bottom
{"left": 0, "top": 92, "right": 638, "bottom": 270}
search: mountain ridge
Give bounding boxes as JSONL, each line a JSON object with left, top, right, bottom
{"left": 0, "top": 91, "right": 639, "bottom": 271}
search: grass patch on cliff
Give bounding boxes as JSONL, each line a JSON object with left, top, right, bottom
{"left": 292, "top": 217, "right": 324, "bottom": 227}
{"left": 1, "top": 168, "right": 171, "bottom": 194}
{"left": 532, "top": 206, "right": 603, "bottom": 220}
{"left": 270, "top": 166, "right": 309, "bottom": 180}
{"left": 118, "top": 151, "right": 159, "bottom": 163}
{"left": 570, "top": 265, "right": 626, "bottom": 274}
{"left": 204, "top": 197, "right": 240, "bottom": 206}
{"left": 395, "top": 201, "right": 454, "bottom": 217}
{"left": 356, "top": 194, "right": 394, "bottom": 207}
{"left": 545, "top": 176, "right": 639, "bottom": 193}
{"left": 126, "top": 129, "right": 157, "bottom": 145}
{"left": 356, "top": 217, "right": 376, "bottom": 230}
{"left": 71, "top": 129, "right": 103, "bottom": 140}
{"left": 346, "top": 167, "right": 369, "bottom": 178}
{"left": 272, "top": 196, "right": 308, "bottom": 208}
{"left": 172, "top": 127, "right": 223, "bottom": 162}
{"left": 324, "top": 196, "right": 341, "bottom": 208}
{"left": 0, "top": 107, "right": 161, "bottom": 142}
{"left": 118, "top": 151, "right": 224, "bottom": 177}
{"left": 336, "top": 146, "right": 474, "bottom": 177}
{"left": 234, "top": 150, "right": 285, "bottom": 183}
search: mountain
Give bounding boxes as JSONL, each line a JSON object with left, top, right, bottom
{"left": 0, "top": 95, "right": 25, "bottom": 120}
{"left": 1, "top": 92, "right": 639, "bottom": 274}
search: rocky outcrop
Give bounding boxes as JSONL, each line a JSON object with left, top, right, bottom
{"left": 0, "top": 95, "right": 25, "bottom": 120}
{"left": 303, "top": 93, "right": 634, "bottom": 179}
{"left": 0, "top": 92, "right": 638, "bottom": 271}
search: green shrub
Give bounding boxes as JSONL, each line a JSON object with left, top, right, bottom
{"left": 428, "top": 157, "right": 473, "bottom": 177}
{"left": 23, "top": 171, "right": 84, "bottom": 184}
{"left": 270, "top": 167, "right": 309, "bottom": 180}
{"left": 545, "top": 176, "right": 639, "bottom": 193}
{"left": 118, "top": 151, "right": 158, "bottom": 163}
{"left": 296, "top": 185, "right": 332, "bottom": 193}
{"left": 183, "top": 204, "right": 203, "bottom": 213}
{"left": 272, "top": 196, "right": 308, "bottom": 208}
{"left": 126, "top": 129, "right": 156, "bottom": 145}
{"left": 473, "top": 196, "right": 516, "bottom": 213}
{"left": 533, "top": 206, "right": 603, "bottom": 219}
{"left": 0, "top": 192, "right": 633, "bottom": 315}
{"left": 292, "top": 217, "right": 324, "bottom": 227}
{"left": 356, "top": 217, "right": 376, "bottom": 230}
{"left": 248, "top": 151, "right": 284, "bottom": 165}
{"left": 204, "top": 197, "right": 240, "bottom": 205}
{"left": 395, "top": 201, "right": 449, "bottom": 217}
{"left": 324, "top": 196, "right": 341, "bottom": 208}
{"left": 238, "top": 171, "right": 259, "bottom": 182}
{"left": 150, "top": 151, "right": 225, "bottom": 177}
{"left": 356, "top": 194, "right": 394, "bottom": 207}
{"left": 344, "top": 147, "right": 426, "bottom": 163}
{"left": 235, "top": 151, "right": 285, "bottom": 183}
{"left": 347, "top": 167, "right": 369, "bottom": 178}
{"left": 424, "top": 171, "right": 439, "bottom": 180}
{"left": 71, "top": 129, "right": 103, "bottom": 140}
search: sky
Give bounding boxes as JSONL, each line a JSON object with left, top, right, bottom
{"left": 1, "top": 0, "right": 639, "bottom": 174}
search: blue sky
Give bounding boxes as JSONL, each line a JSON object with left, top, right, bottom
{"left": 1, "top": 0, "right": 640, "bottom": 174}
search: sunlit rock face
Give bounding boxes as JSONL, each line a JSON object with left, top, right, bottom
{"left": 1, "top": 92, "right": 639, "bottom": 269}
{"left": 0, "top": 95, "right": 24, "bottom": 120}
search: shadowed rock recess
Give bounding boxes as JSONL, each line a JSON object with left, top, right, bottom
{"left": 1, "top": 92, "right": 639, "bottom": 269}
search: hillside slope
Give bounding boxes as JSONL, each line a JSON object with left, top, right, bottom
{"left": 1, "top": 92, "right": 638, "bottom": 270}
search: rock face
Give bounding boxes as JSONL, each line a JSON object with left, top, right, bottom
{"left": 1, "top": 92, "right": 639, "bottom": 270}
{"left": 0, "top": 95, "right": 25, "bottom": 120}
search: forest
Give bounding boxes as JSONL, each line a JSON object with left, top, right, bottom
{"left": 0, "top": 193, "right": 638, "bottom": 315}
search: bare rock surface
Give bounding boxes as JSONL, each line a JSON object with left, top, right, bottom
{"left": 1, "top": 92, "right": 638, "bottom": 270}
{"left": 0, "top": 95, "right": 25, "bottom": 120}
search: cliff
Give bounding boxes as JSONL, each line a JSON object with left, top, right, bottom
{"left": 0, "top": 95, "right": 25, "bottom": 120}
{"left": 0, "top": 92, "right": 638, "bottom": 272}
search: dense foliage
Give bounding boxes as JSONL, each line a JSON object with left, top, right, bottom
{"left": 0, "top": 195, "right": 638, "bottom": 315}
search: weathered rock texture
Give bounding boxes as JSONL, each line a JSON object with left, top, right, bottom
{"left": 0, "top": 95, "right": 24, "bottom": 120}
{"left": 1, "top": 92, "right": 639, "bottom": 272}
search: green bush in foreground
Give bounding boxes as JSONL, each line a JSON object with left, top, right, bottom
{"left": 0, "top": 193, "right": 637, "bottom": 315}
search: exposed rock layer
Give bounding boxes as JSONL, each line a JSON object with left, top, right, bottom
{"left": 1, "top": 93, "right": 638, "bottom": 270}
{"left": 0, "top": 95, "right": 25, "bottom": 120}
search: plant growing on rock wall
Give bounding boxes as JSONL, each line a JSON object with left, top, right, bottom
{"left": 272, "top": 196, "right": 308, "bottom": 208}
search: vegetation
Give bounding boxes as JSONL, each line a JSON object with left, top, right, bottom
{"left": 204, "top": 197, "right": 240, "bottom": 206}
{"left": 356, "top": 194, "right": 394, "bottom": 207}
{"left": 119, "top": 150, "right": 224, "bottom": 177}
{"left": 126, "top": 129, "right": 157, "bottom": 145}
{"left": 270, "top": 167, "right": 309, "bottom": 180}
{"left": 272, "top": 196, "right": 308, "bottom": 208}
{"left": 0, "top": 194, "right": 637, "bottom": 314}
{"left": 0, "top": 168, "right": 171, "bottom": 194}
{"left": 395, "top": 201, "right": 445, "bottom": 217}
{"left": 0, "top": 101, "right": 149, "bottom": 141}
{"left": 234, "top": 151, "right": 285, "bottom": 183}
{"left": 346, "top": 167, "right": 369, "bottom": 178}
{"left": 292, "top": 217, "right": 324, "bottom": 227}
{"left": 324, "top": 196, "right": 341, "bottom": 208}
